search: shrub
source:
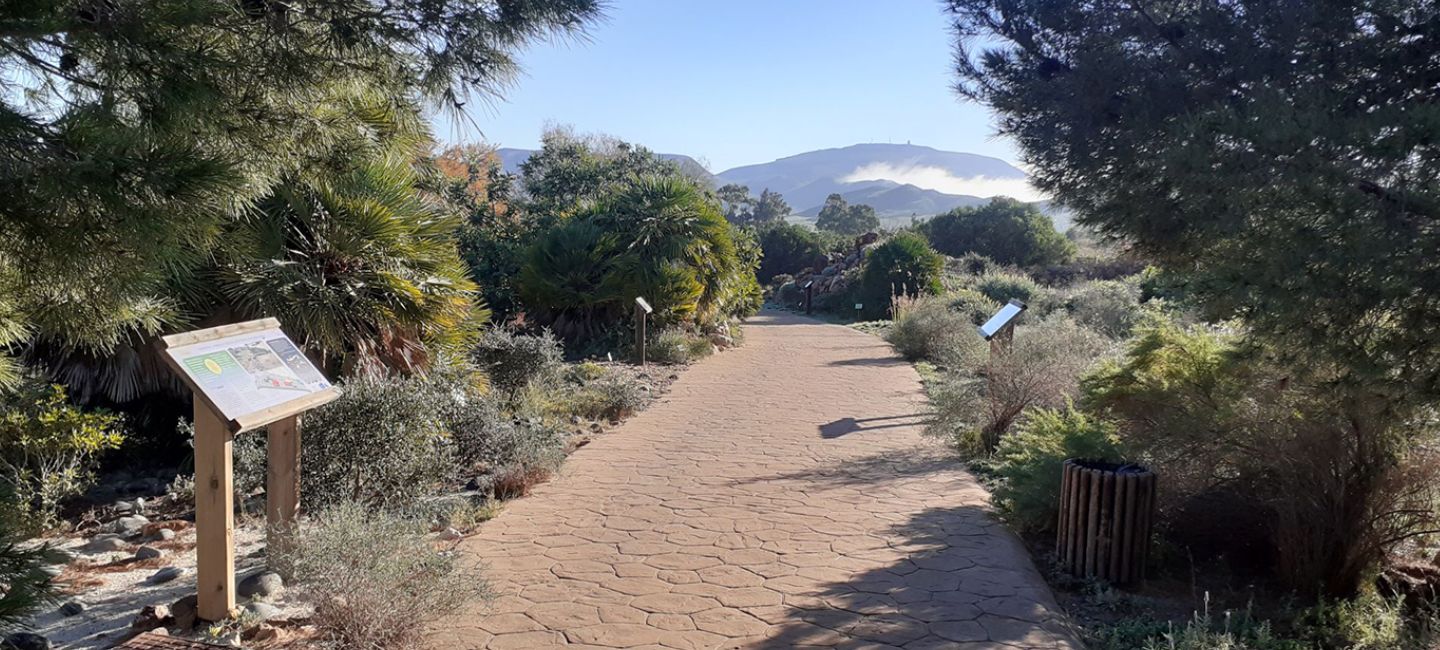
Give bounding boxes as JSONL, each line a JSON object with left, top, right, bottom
{"left": 775, "top": 281, "right": 804, "bottom": 307}
{"left": 563, "top": 373, "right": 650, "bottom": 421}
{"left": 1083, "top": 319, "right": 1440, "bottom": 597}
{"left": 301, "top": 374, "right": 457, "bottom": 509}
{"left": 757, "top": 222, "right": 824, "bottom": 284}
{"left": 444, "top": 389, "right": 564, "bottom": 475}
{"left": 0, "top": 526, "right": 56, "bottom": 632}
{"left": 950, "top": 251, "right": 996, "bottom": 276}
{"left": 928, "top": 316, "right": 1111, "bottom": 452}
{"left": 1066, "top": 278, "right": 1144, "bottom": 339}
{"left": 276, "top": 501, "right": 487, "bottom": 650}
{"left": 471, "top": 327, "right": 564, "bottom": 393}
{"left": 0, "top": 380, "right": 125, "bottom": 531}
{"left": 947, "top": 289, "right": 1001, "bottom": 326}
{"left": 886, "top": 295, "right": 980, "bottom": 363}
{"left": 992, "top": 406, "right": 1123, "bottom": 533}
{"left": 921, "top": 197, "right": 1074, "bottom": 267}
{"left": 858, "top": 232, "right": 944, "bottom": 319}
{"left": 974, "top": 270, "right": 1041, "bottom": 305}
{"left": 647, "top": 329, "right": 702, "bottom": 365}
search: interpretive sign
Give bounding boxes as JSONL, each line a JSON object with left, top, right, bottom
{"left": 163, "top": 326, "right": 331, "bottom": 426}
{"left": 156, "top": 318, "right": 338, "bottom": 622}
{"left": 978, "top": 299, "right": 1028, "bottom": 341}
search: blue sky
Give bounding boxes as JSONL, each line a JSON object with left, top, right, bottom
{"left": 431, "top": 0, "right": 1018, "bottom": 173}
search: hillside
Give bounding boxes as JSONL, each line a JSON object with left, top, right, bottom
{"left": 794, "top": 181, "right": 989, "bottom": 219}
{"left": 716, "top": 143, "right": 1028, "bottom": 213}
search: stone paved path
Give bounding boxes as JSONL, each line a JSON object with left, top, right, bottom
{"left": 433, "top": 310, "right": 1081, "bottom": 649}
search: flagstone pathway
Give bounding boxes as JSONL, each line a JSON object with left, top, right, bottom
{"left": 433, "top": 310, "right": 1081, "bottom": 649}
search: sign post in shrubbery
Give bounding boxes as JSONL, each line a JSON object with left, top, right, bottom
{"left": 635, "top": 297, "right": 652, "bottom": 366}
{"left": 158, "top": 318, "right": 339, "bottom": 622}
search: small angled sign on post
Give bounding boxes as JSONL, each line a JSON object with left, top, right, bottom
{"left": 157, "top": 318, "right": 339, "bottom": 622}
{"left": 635, "top": 297, "right": 653, "bottom": 366}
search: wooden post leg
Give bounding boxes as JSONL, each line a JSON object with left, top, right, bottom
{"left": 266, "top": 415, "right": 300, "bottom": 566}
{"left": 193, "top": 404, "right": 236, "bottom": 622}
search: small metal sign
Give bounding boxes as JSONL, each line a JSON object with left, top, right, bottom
{"left": 635, "top": 296, "right": 653, "bottom": 314}
{"left": 803, "top": 280, "right": 814, "bottom": 289}
{"left": 978, "top": 299, "right": 1028, "bottom": 340}
{"left": 854, "top": 303, "right": 863, "bottom": 311}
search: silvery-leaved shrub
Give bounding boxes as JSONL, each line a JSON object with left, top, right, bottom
{"left": 301, "top": 374, "right": 456, "bottom": 509}
{"left": 275, "top": 501, "right": 487, "bottom": 650}
{"left": 471, "top": 327, "right": 564, "bottom": 393}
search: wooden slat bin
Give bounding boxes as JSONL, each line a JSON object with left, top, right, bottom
{"left": 1055, "top": 458, "right": 1156, "bottom": 585}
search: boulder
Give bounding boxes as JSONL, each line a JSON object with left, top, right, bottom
{"left": 241, "top": 602, "right": 282, "bottom": 621}
{"left": 154, "top": 528, "right": 176, "bottom": 542}
{"left": 171, "top": 595, "right": 199, "bottom": 630}
{"left": 59, "top": 602, "right": 85, "bottom": 617}
{"left": 134, "top": 545, "right": 164, "bottom": 561}
{"left": 83, "top": 534, "right": 128, "bottom": 554}
{"left": 237, "top": 571, "right": 284, "bottom": 601}
{"left": 148, "top": 567, "right": 184, "bottom": 584}
{"left": 107, "top": 515, "right": 149, "bottom": 537}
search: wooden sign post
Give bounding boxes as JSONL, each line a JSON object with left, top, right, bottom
{"left": 634, "top": 297, "right": 653, "bottom": 366}
{"left": 157, "top": 318, "right": 339, "bottom": 622}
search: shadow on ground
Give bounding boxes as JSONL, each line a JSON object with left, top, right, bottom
{"left": 818, "top": 413, "right": 933, "bottom": 439}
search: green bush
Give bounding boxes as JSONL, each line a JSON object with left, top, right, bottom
{"left": 992, "top": 406, "right": 1123, "bottom": 533}
{"left": 301, "top": 374, "right": 457, "bottom": 509}
{"left": 647, "top": 328, "right": 708, "bottom": 365}
{"left": 757, "top": 222, "right": 824, "bottom": 284}
{"left": 275, "top": 501, "right": 488, "bottom": 650}
{"left": 928, "top": 316, "right": 1111, "bottom": 452}
{"left": 974, "top": 270, "right": 1041, "bottom": 305}
{"left": 951, "top": 251, "right": 996, "bottom": 276}
{"left": 471, "top": 327, "right": 564, "bottom": 393}
{"left": 0, "top": 380, "right": 125, "bottom": 531}
{"left": 444, "top": 388, "right": 564, "bottom": 475}
{"left": 1066, "top": 278, "right": 1144, "bottom": 339}
{"left": 921, "top": 197, "right": 1074, "bottom": 267}
{"left": 858, "top": 232, "right": 944, "bottom": 319}
{"left": 886, "top": 296, "right": 980, "bottom": 363}
{"left": 947, "top": 288, "right": 1001, "bottom": 326}
{"left": 562, "top": 373, "right": 650, "bottom": 421}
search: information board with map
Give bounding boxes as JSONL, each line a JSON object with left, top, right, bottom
{"left": 161, "top": 324, "right": 332, "bottom": 423}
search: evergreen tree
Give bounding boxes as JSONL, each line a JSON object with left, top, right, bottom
{"left": 923, "top": 198, "right": 1073, "bottom": 267}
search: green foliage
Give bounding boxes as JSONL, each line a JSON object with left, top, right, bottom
{"left": 518, "top": 173, "right": 758, "bottom": 339}
{"left": 554, "top": 371, "right": 651, "bottom": 422}
{"left": 928, "top": 316, "right": 1111, "bottom": 452}
{"left": 947, "top": 0, "right": 1440, "bottom": 408}
{"left": 0, "top": 0, "right": 601, "bottom": 365}
{"left": 974, "top": 270, "right": 1042, "bottom": 305}
{"left": 0, "top": 380, "right": 125, "bottom": 531}
{"left": 815, "top": 194, "right": 881, "bottom": 235}
{"left": 992, "top": 406, "right": 1123, "bottom": 533}
{"left": 648, "top": 329, "right": 711, "bottom": 365}
{"left": 276, "top": 501, "right": 488, "bottom": 650}
{"left": 859, "top": 233, "right": 944, "bottom": 319}
{"left": 471, "top": 328, "right": 564, "bottom": 394}
{"left": 438, "top": 144, "right": 529, "bottom": 321}
{"left": 947, "top": 289, "right": 1002, "bottom": 326}
{"left": 218, "top": 150, "right": 483, "bottom": 376}
{"left": 1083, "top": 320, "right": 1440, "bottom": 596}
{"left": 717, "top": 185, "right": 789, "bottom": 225}
{"left": 922, "top": 198, "right": 1074, "bottom": 267}
{"left": 1066, "top": 279, "right": 1144, "bottom": 339}
{"left": 0, "top": 530, "right": 56, "bottom": 633}
{"left": 519, "top": 126, "right": 694, "bottom": 219}
{"left": 301, "top": 374, "right": 458, "bottom": 510}
{"left": 886, "top": 296, "right": 984, "bottom": 365}
{"left": 446, "top": 387, "right": 565, "bottom": 478}
{"left": 757, "top": 223, "right": 825, "bottom": 284}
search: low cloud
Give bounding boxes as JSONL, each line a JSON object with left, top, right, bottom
{"left": 840, "top": 162, "right": 1048, "bottom": 202}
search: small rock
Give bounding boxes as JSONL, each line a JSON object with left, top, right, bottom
{"left": 437, "top": 528, "right": 463, "bottom": 541}
{"left": 570, "top": 414, "right": 583, "bottom": 424}
{"left": 155, "top": 528, "right": 176, "bottom": 542}
{"left": 237, "top": 571, "right": 284, "bottom": 600}
{"left": 464, "top": 475, "right": 489, "bottom": 491}
{"left": 131, "top": 604, "right": 172, "bottom": 629}
{"left": 134, "top": 545, "right": 164, "bottom": 560}
{"left": 242, "top": 602, "right": 281, "bottom": 621}
{"left": 83, "top": 534, "right": 128, "bottom": 554}
{"left": 59, "top": 602, "right": 85, "bottom": 617}
{"left": 1, "top": 632, "right": 51, "bottom": 650}
{"left": 589, "top": 423, "right": 603, "bottom": 433}
{"left": 148, "top": 567, "right": 184, "bottom": 584}
{"left": 109, "top": 499, "right": 136, "bottom": 515}
{"left": 171, "top": 595, "right": 198, "bottom": 630}
{"left": 107, "top": 514, "right": 149, "bottom": 537}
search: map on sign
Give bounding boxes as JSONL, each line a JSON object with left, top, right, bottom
{"left": 163, "top": 327, "right": 331, "bottom": 422}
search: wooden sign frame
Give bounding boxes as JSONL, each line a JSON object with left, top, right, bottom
{"left": 157, "top": 318, "right": 340, "bottom": 622}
